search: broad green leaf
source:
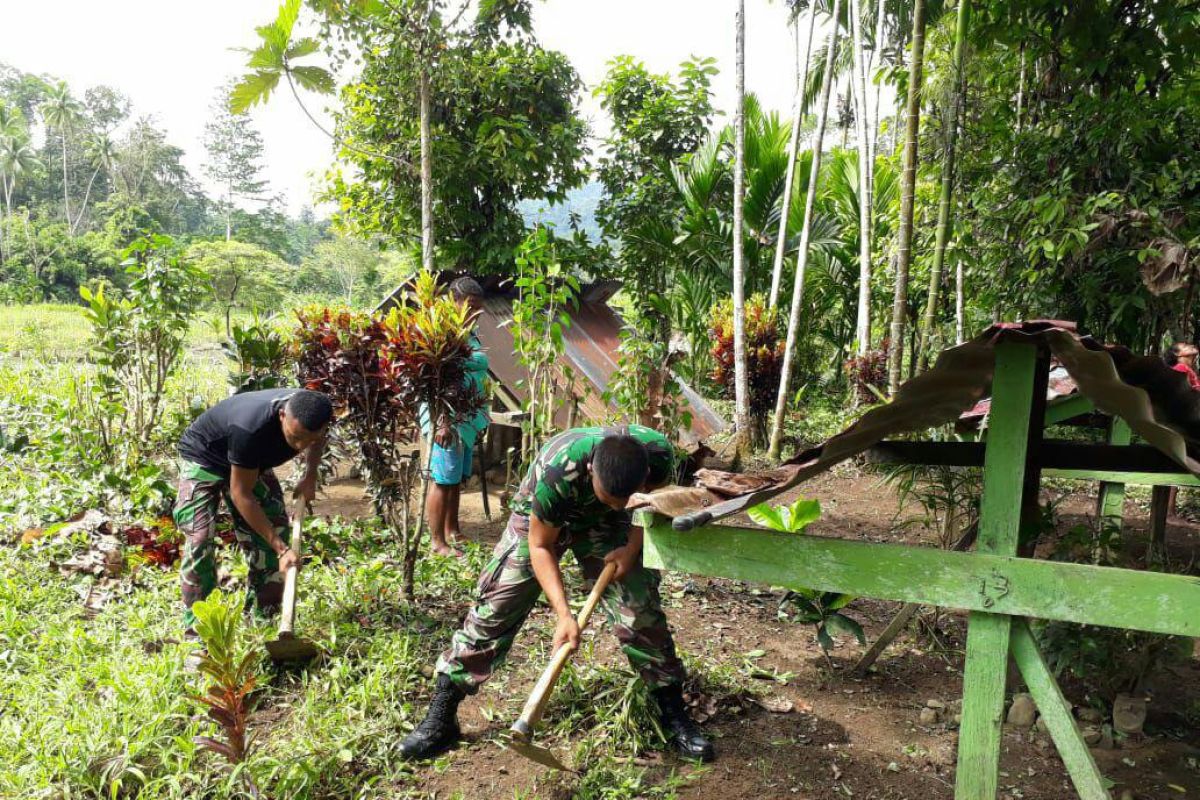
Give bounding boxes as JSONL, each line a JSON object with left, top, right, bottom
{"left": 826, "top": 614, "right": 867, "bottom": 645}
{"left": 748, "top": 503, "right": 785, "bottom": 531}
{"left": 290, "top": 66, "right": 336, "bottom": 96}
{"left": 782, "top": 498, "right": 821, "bottom": 531}
{"left": 286, "top": 37, "right": 320, "bottom": 60}
{"left": 230, "top": 72, "right": 281, "bottom": 113}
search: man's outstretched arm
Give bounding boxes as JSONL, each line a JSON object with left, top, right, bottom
{"left": 528, "top": 514, "right": 579, "bottom": 652}
{"left": 230, "top": 465, "right": 298, "bottom": 572}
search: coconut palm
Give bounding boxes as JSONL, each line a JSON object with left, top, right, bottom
{"left": 39, "top": 81, "right": 84, "bottom": 226}
{"left": 732, "top": 0, "right": 750, "bottom": 450}
{"left": 73, "top": 133, "right": 117, "bottom": 233}
{"left": 849, "top": 0, "right": 874, "bottom": 356}
{"left": 769, "top": 0, "right": 842, "bottom": 459}
{"left": 0, "top": 135, "right": 39, "bottom": 214}
{"left": 0, "top": 130, "right": 40, "bottom": 260}
{"left": 769, "top": 0, "right": 818, "bottom": 308}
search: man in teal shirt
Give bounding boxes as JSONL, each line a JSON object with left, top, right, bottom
{"left": 425, "top": 277, "right": 490, "bottom": 557}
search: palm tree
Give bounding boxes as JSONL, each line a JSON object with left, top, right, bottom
{"left": 731, "top": 0, "right": 751, "bottom": 451}
{"left": 886, "top": 0, "right": 928, "bottom": 394}
{"left": 849, "top": 0, "right": 874, "bottom": 356}
{"left": 72, "top": 133, "right": 116, "bottom": 234}
{"left": 916, "top": 0, "right": 971, "bottom": 371}
{"left": 769, "top": 0, "right": 818, "bottom": 308}
{"left": 40, "top": 81, "right": 84, "bottom": 227}
{"left": 769, "top": 0, "right": 843, "bottom": 459}
{"left": 0, "top": 131, "right": 40, "bottom": 260}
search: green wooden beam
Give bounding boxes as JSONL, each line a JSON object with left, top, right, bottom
{"left": 1097, "top": 417, "right": 1133, "bottom": 521}
{"left": 1010, "top": 621, "right": 1111, "bottom": 799}
{"left": 641, "top": 522, "right": 1200, "bottom": 637}
{"left": 1043, "top": 393, "right": 1095, "bottom": 427}
{"left": 957, "top": 342, "right": 1039, "bottom": 800}
{"left": 1044, "top": 469, "right": 1200, "bottom": 487}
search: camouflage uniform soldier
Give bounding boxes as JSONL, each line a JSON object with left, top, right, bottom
{"left": 399, "top": 425, "right": 715, "bottom": 763}
{"left": 173, "top": 389, "right": 331, "bottom": 663}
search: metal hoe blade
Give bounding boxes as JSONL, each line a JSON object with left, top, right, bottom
{"left": 504, "top": 735, "right": 574, "bottom": 773}
{"left": 265, "top": 632, "right": 319, "bottom": 664}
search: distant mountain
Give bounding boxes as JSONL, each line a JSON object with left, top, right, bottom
{"left": 518, "top": 181, "right": 605, "bottom": 242}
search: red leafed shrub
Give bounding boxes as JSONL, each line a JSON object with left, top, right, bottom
{"left": 709, "top": 294, "right": 785, "bottom": 446}
{"left": 292, "top": 272, "right": 484, "bottom": 599}
{"left": 844, "top": 341, "right": 889, "bottom": 406}
{"left": 119, "top": 518, "right": 181, "bottom": 567}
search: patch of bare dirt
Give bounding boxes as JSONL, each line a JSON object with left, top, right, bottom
{"left": 325, "top": 467, "right": 1200, "bottom": 799}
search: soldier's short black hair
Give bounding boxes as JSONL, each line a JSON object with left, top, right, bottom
{"left": 592, "top": 435, "right": 650, "bottom": 498}
{"left": 449, "top": 276, "right": 485, "bottom": 302}
{"left": 285, "top": 390, "right": 333, "bottom": 432}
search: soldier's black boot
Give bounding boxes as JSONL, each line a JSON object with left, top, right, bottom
{"left": 399, "top": 675, "right": 465, "bottom": 759}
{"left": 652, "top": 684, "right": 716, "bottom": 762}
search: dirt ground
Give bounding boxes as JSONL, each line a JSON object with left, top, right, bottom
{"left": 311, "top": 468, "right": 1200, "bottom": 800}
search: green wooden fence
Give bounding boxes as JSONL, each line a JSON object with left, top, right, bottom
{"left": 639, "top": 341, "right": 1199, "bottom": 799}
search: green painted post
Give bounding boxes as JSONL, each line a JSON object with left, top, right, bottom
{"left": 1097, "top": 418, "right": 1132, "bottom": 522}
{"left": 956, "top": 341, "right": 1038, "bottom": 800}
{"left": 1010, "top": 621, "right": 1111, "bottom": 799}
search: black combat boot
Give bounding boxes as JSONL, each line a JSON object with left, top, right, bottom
{"left": 398, "top": 675, "right": 465, "bottom": 759}
{"left": 652, "top": 684, "right": 716, "bottom": 762}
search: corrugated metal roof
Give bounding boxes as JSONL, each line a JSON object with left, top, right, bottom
{"left": 634, "top": 321, "right": 1200, "bottom": 528}
{"left": 377, "top": 273, "right": 727, "bottom": 444}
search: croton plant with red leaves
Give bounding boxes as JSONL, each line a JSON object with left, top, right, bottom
{"left": 709, "top": 294, "right": 785, "bottom": 446}
{"left": 292, "top": 272, "right": 484, "bottom": 598}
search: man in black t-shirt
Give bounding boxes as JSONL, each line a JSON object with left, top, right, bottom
{"left": 174, "top": 389, "right": 331, "bottom": 642}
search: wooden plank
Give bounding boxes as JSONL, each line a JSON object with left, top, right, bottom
{"left": 641, "top": 522, "right": 1200, "bottom": 637}
{"left": 851, "top": 602, "right": 921, "bottom": 676}
{"left": 1010, "top": 621, "right": 1112, "bottom": 800}
{"left": 1149, "top": 485, "right": 1171, "bottom": 566}
{"left": 1046, "top": 469, "right": 1200, "bottom": 487}
{"left": 867, "top": 440, "right": 984, "bottom": 467}
{"left": 869, "top": 440, "right": 1190, "bottom": 475}
{"left": 851, "top": 526, "right": 979, "bottom": 676}
{"left": 957, "top": 341, "right": 1037, "bottom": 800}
{"left": 1043, "top": 393, "right": 1095, "bottom": 427}
{"left": 1097, "top": 418, "right": 1132, "bottom": 521}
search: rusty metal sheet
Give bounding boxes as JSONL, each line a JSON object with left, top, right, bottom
{"left": 398, "top": 281, "right": 726, "bottom": 443}
{"left": 634, "top": 321, "right": 1200, "bottom": 530}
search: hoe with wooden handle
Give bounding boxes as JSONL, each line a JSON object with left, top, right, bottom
{"left": 266, "top": 495, "right": 320, "bottom": 664}
{"left": 505, "top": 560, "right": 618, "bottom": 772}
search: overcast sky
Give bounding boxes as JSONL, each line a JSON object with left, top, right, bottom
{"left": 0, "top": 0, "right": 814, "bottom": 214}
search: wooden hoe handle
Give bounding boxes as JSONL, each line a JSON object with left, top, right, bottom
{"left": 278, "top": 496, "right": 307, "bottom": 636}
{"left": 511, "top": 561, "right": 618, "bottom": 737}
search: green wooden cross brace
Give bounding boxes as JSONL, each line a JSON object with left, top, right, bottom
{"left": 638, "top": 342, "right": 1200, "bottom": 799}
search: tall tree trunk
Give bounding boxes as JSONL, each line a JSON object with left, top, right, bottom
{"left": 955, "top": 258, "right": 965, "bottom": 344}
{"left": 886, "top": 0, "right": 927, "bottom": 395}
{"left": 731, "top": 0, "right": 751, "bottom": 451}
{"left": 60, "top": 134, "right": 71, "bottom": 227}
{"left": 419, "top": 67, "right": 435, "bottom": 272}
{"left": 71, "top": 163, "right": 103, "bottom": 235}
{"left": 868, "top": 0, "right": 886, "bottom": 174}
{"left": 768, "top": 1, "right": 818, "bottom": 308}
{"left": 850, "top": 0, "right": 874, "bottom": 356}
{"left": 916, "top": 0, "right": 971, "bottom": 372}
{"left": 768, "top": 0, "right": 843, "bottom": 460}
{"left": 1015, "top": 42, "right": 1026, "bottom": 135}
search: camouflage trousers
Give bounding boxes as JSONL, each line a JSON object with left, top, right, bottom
{"left": 173, "top": 460, "right": 287, "bottom": 631}
{"left": 436, "top": 513, "right": 686, "bottom": 693}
